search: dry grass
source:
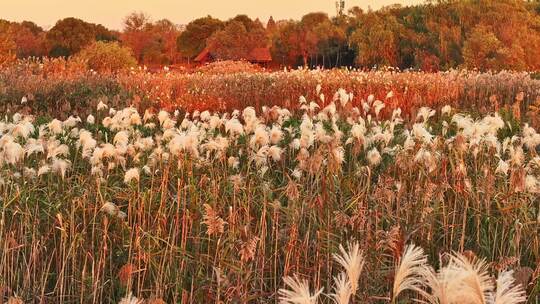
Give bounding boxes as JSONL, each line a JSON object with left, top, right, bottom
{"left": 0, "top": 85, "right": 538, "bottom": 303}
{"left": 2, "top": 59, "right": 540, "bottom": 119}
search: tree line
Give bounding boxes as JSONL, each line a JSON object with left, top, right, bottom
{"left": 2, "top": 0, "right": 540, "bottom": 71}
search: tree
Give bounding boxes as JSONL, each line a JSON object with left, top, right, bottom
{"left": 47, "top": 18, "right": 114, "bottom": 57}
{"left": 75, "top": 41, "right": 137, "bottom": 72}
{"left": 121, "top": 12, "right": 153, "bottom": 62}
{"left": 336, "top": 0, "right": 346, "bottom": 17}
{"left": 176, "top": 16, "right": 224, "bottom": 59}
{"left": 228, "top": 15, "right": 257, "bottom": 31}
{"left": 13, "top": 24, "right": 46, "bottom": 58}
{"left": 121, "top": 14, "right": 181, "bottom": 65}
{"left": 20, "top": 21, "right": 43, "bottom": 35}
{"left": 123, "top": 12, "right": 149, "bottom": 32}
{"left": 270, "top": 13, "right": 330, "bottom": 67}
{"left": 207, "top": 20, "right": 268, "bottom": 61}
{"left": 297, "top": 12, "right": 330, "bottom": 66}
{"left": 141, "top": 19, "right": 181, "bottom": 64}
{"left": 0, "top": 29, "right": 16, "bottom": 67}
{"left": 270, "top": 21, "right": 295, "bottom": 66}
{"left": 0, "top": 20, "right": 46, "bottom": 59}
{"left": 462, "top": 25, "right": 502, "bottom": 70}
{"left": 313, "top": 20, "right": 346, "bottom": 67}
{"left": 94, "top": 24, "right": 118, "bottom": 42}
{"left": 270, "top": 13, "right": 330, "bottom": 68}
{"left": 349, "top": 12, "right": 402, "bottom": 68}
{"left": 271, "top": 21, "right": 301, "bottom": 66}
{"left": 207, "top": 22, "right": 249, "bottom": 60}
{"left": 301, "top": 12, "right": 330, "bottom": 29}
{"left": 266, "top": 16, "right": 277, "bottom": 34}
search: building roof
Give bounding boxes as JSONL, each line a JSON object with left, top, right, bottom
{"left": 194, "top": 46, "right": 212, "bottom": 62}
{"left": 248, "top": 47, "right": 272, "bottom": 62}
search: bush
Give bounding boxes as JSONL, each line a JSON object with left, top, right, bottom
{"left": 195, "top": 60, "right": 261, "bottom": 74}
{"left": 75, "top": 41, "right": 137, "bottom": 73}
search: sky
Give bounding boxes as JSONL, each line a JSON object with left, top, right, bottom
{"left": 2, "top": 0, "right": 422, "bottom": 30}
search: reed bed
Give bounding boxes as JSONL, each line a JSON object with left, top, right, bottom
{"left": 0, "top": 89, "right": 539, "bottom": 303}
{"left": 2, "top": 58, "right": 540, "bottom": 119}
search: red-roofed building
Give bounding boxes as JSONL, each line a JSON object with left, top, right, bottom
{"left": 194, "top": 46, "right": 213, "bottom": 63}
{"left": 247, "top": 48, "right": 272, "bottom": 64}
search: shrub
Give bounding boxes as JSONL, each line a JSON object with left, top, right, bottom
{"left": 195, "top": 60, "right": 261, "bottom": 74}
{"left": 75, "top": 41, "right": 137, "bottom": 73}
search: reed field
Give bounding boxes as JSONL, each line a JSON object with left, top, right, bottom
{"left": 3, "top": 0, "right": 540, "bottom": 302}
{"left": 0, "top": 73, "right": 539, "bottom": 303}
{"left": 2, "top": 58, "right": 540, "bottom": 117}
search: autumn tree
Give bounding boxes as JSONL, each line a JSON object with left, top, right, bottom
{"left": 269, "top": 21, "right": 293, "bottom": 66}
{"left": 121, "top": 13, "right": 182, "bottom": 65}
{"left": 121, "top": 12, "right": 153, "bottom": 62}
{"left": 207, "top": 21, "right": 249, "bottom": 60}
{"left": 0, "top": 20, "right": 46, "bottom": 59}
{"left": 4, "top": 0, "right": 540, "bottom": 71}
{"left": 142, "top": 19, "right": 181, "bottom": 64}
{"left": 271, "top": 21, "right": 303, "bottom": 66}
{"left": 462, "top": 25, "right": 502, "bottom": 70}
{"left": 298, "top": 12, "right": 330, "bottom": 66}
{"left": 46, "top": 18, "right": 114, "bottom": 57}
{"left": 0, "top": 24, "right": 16, "bottom": 67}
{"left": 228, "top": 14, "right": 257, "bottom": 31}
{"left": 14, "top": 22, "right": 46, "bottom": 58}
{"left": 313, "top": 20, "right": 346, "bottom": 67}
{"left": 271, "top": 13, "right": 330, "bottom": 67}
{"left": 266, "top": 16, "right": 277, "bottom": 34}
{"left": 207, "top": 17, "right": 268, "bottom": 61}
{"left": 176, "top": 16, "right": 223, "bottom": 60}
{"left": 349, "top": 12, "right": 403, "bottom": 68}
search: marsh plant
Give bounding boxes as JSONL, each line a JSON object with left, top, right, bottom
{"left": 0, "top": 88, "right": 538, "bottom": 303}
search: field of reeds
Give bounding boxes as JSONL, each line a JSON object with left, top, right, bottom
{"left": 3, "top": 58, "right": 540, "bottom": 119}
{"left": 0, "top": 81, "right": 539, "bottom": 303}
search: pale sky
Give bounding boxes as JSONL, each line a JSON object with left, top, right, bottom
{"left": 2, "top": 0, "right": 422, "bottom": 30}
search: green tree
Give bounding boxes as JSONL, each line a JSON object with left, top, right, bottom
{"left": 47, "top": 18, "right": 113, "bottom": 57}
{"left": 298, "top": 12, "right": 330, "bottom": 66}
{"left": 313, "top": 20, "right": 346, "bottom": 67}
{"left": 94, "top": 24, "right": 118, "bottom": 42}
{"left": 271, "top": 21, "right": 304, "bottom": 66}
{"left": 228, "top": 15, "right": 257, "bottom": 32}
{"left": 207, "top": 20, "right": 268, "bottom": 61}
{"left": 176, "top": 16, "right": 224, "bottom": 59}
